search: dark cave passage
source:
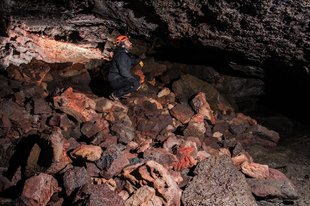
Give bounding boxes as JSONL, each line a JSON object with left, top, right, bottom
{"left": 150, "top": 43, "right": 310, "bottom": 130}
{"left": 261, "top": 61, "right": 310, "bottom": 125}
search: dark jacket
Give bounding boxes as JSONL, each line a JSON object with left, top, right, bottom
{"left": 108, "top": 46, "right": 139, "bottom": 82}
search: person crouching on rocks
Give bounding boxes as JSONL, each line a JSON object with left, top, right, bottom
{"left": 108, "top": 35, "right": 142, "bottom": 100}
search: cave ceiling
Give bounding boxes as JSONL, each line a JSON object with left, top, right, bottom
{"left": 0, "top": 0, "right": 309, "bottom": 74}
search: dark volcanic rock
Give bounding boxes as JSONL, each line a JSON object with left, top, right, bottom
{"left": 63, "top": 167, "right": 91, "bottom": 197}
{"left": 72, "top": 183, "right": 124, "bottom": 206}
{"left": 1, "top": 0, "right": 309, "bottom": 70}
{"left": 182, "top": 155, "right": 257, "bottom": 206}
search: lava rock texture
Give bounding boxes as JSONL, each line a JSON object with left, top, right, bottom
{"left": 0, "top": 0, "right": 309, "bottom": 69}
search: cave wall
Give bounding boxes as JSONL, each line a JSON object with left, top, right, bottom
{"left": 1, "top": 0, "right": 309, "bottom": 67}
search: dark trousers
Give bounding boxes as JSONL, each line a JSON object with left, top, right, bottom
{"left": 109, "top": 76, "right": 140, "bottom": 98}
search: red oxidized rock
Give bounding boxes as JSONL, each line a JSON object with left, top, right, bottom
{"left": 53, "top": 87, "right": 99, "bottom": 122}
{"left": 173, "top": 145, "right": 197, "bottom": 171}
{"left": 21, "top": 173, "right": 58, "bottom": 206}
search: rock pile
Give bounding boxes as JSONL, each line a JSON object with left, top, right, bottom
{"left": 0, "top": 59, "right": 298, "bottom": 205}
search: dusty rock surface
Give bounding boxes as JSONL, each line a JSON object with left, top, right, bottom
{"left": 246, "top": 130, "right": 310, "bottom": 206}
{"left": 182, "top": 155, "right": 257, "bottom": 206}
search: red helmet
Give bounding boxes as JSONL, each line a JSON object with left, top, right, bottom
{"left": 116, "top": 35, "right": 129, "bottom": 46}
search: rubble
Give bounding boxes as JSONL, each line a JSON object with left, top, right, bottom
{"left": 0, "top": 59, "right": 299, "bottom": 206}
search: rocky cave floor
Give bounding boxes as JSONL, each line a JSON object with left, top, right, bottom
{"left": 247, "top": 127, "right": 310, "bottom": 206}
{"left": 247, "top": 128, "right": 310, "bottom": 206}
{"left": 0, "top": 58, "right": 309, "bottom": 206}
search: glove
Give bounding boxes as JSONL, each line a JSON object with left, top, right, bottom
{"left": 139, "top": 60, "right": 144, "bottom": 68}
